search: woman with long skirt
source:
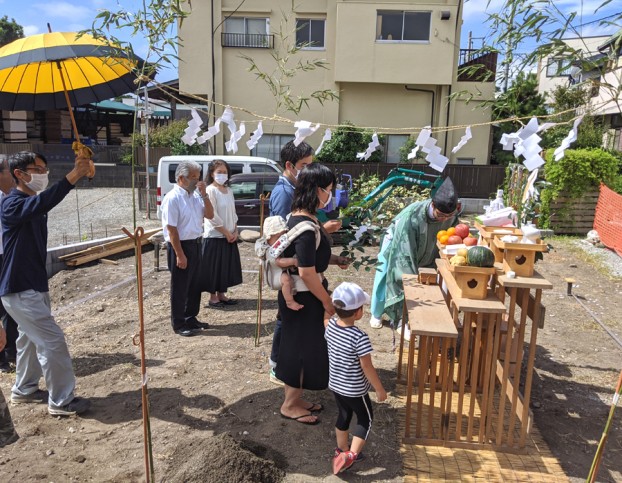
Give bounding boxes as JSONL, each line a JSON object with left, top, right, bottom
{"left": 276, "top": 163, "right": 350, "bottom": 424}
{"left": 199, "top": 160, "right": 242, "bottom": 308}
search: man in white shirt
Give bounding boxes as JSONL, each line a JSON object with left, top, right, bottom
{"left": 161, "top": 161, "right": 214, "bottom": 337}
{"left": 0, "top": 155, "right": 17, "bottom": 372}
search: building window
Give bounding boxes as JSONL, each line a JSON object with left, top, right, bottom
{"left": 546, "top": 58, "right": 572, "bottom": 77}
{"left": 296, "top": 19, "right": 325, "bottom": 49}
{"left": 376, "top": 11, "right": 431, "bottom": 42}
{"left": 456, "top": 157, "right": 474, "bottom": 165}
{"left": 384, "top": 135, "right": 410, "bottom": 163}
{"left": 223, "top": 17, "right": 272, "bottom": 48}
{"left": 251, "top": 134, "right": 295, "bottom": 160}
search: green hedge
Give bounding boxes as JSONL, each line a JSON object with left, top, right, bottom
{"left": 540, "top": 148, "right": 620, "bottom": 228}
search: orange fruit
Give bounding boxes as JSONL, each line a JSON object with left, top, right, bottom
{"left": 439, "top": 235, "right": 449, "bottom": 245}
{"left": 446, "top": 227, "right": 456, "bottom": 236}
{"left": 436, "top": 230, "right": 448, "bottom": 241}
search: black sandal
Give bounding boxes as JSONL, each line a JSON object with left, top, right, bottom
{"left": 219, "top": 299, "right": 238, "bottom": 306}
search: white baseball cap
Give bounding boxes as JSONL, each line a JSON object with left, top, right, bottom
{"left": 331, "top": 282, "right": 370, "bottom": 311}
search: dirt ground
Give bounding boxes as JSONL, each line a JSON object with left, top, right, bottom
{"left": 0, "top": 236, "right": 621, "bottom": 482}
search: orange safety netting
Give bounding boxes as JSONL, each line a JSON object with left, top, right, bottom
{"left": 593, "top": 183, "right": 622, "bottom": 257}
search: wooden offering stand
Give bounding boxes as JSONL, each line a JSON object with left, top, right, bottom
{"left": 399, "top": 275, "right": 458, "bottom": 444}
{"left": 493, "top": 271, "right": 552, "bottom": 448}
{"left": 492, "top": 238, "right": 548, "bottom": 277}
{"left": 475, "top": 223, "right": 523, "bottom": 263}
{"left": 448, "top": 264, "right": 496, "bottom": 300}
{"left": 395, "top": 257, "right": 552, "bottom": 451}
{"left": 435, "top": 259, "right": 507, "bottom": 449}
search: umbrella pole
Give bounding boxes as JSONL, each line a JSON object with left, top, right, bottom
{"left": 52, "top": 49, "right": 84, "bottom": 241}
{"left": 56, "top": 65, "right": 81, "bottom": 142}
{"left": 122, "top": 226, "right": 155, "bottom": 483}
{"left": 48, "top": 24, "right": 81, "bottom": 141}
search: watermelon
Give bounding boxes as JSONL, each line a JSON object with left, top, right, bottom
{"left": 466, "top": 246, "right": 495, "bottom": 267}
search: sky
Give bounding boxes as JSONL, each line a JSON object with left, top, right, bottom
{"left": 2, "top": 0, "right": 620, "bottom": 84}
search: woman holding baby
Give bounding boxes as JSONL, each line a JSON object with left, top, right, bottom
{"left": 276, "top": 163, "right": 350, "bottom": 425}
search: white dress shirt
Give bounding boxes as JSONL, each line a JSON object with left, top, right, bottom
{"left": 161, "top": 184, "right": 206, "bottom": 242}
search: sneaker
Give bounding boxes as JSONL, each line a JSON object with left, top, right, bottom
{"left": 48, "top": 397, "right": 91, "bottom": 416}
{"left": 269, "top": 369, "right": 284, "bottom": 386}
{"left": 11, "top": 389, "right": 49, "bottom": 404}
{"left": 333, "top": 451, "right": 357, "bottom": 474}
{"left": 369, "top": 316, "right": 383, "bottom": 329}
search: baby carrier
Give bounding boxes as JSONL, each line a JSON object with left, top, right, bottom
{"left": 255, "top": 220, "right": 321, "bottom": 291}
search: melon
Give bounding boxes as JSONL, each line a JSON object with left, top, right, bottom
{"left": 466, "top": 246, "right": 495, "bottom": 267}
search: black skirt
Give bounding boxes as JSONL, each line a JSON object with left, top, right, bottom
{"left": 198, "top": 237, "right": 243, "bottom": 293}
{"left": 275, "top": 280, "right": 329, "bottom": 391}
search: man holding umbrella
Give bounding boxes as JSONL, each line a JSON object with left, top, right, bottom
{"left": 0, "top": 151, "right": 92, "bottom": 416}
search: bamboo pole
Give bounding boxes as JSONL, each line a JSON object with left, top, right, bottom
{"left": 587, "top": 369, "right": 622, "bottom": 483}
{"left": 122, "top": 226, "right": 155, "bottom": 483}
{"left": 255, "top": 193, "right": 269, "bottom": 347}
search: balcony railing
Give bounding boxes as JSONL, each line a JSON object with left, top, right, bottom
{"left": 458, "top": 49, "right": 498, "bottom": 82}
{"left": 221, "top": 33, "right": 274, "bottom": 49}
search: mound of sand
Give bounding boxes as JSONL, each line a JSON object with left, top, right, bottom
{"left": 163, "top": 433, "right": 285, "bottom": 483}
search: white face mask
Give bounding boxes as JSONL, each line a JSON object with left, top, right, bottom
{"left": 290, "top": 163, "right": 303, "bottom": 180}
{"left": 214, "top": 173, "right": 228, "bottom": 185}
{"left": 321, "top": 187, "right": 332, "bottom": 208}
{"left": 25, "top": 173, "right": 49, "bottom": 192}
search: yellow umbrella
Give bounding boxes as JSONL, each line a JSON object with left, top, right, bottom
{"left": 0, "top": 29, "right": 144, "bottom": 165}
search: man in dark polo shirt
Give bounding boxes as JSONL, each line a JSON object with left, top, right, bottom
{"left": 0, "top": 151, "right": 92, "bottom": 416}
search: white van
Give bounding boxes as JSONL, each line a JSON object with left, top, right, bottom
{"left": 156, "top": 155, "right": 282, "bottom": 218}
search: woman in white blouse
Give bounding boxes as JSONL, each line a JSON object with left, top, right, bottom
{"left": 199, "top": 160, "right": 242, "bottom": 308}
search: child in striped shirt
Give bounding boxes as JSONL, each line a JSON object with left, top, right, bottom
{"left": 325, "top": 282, "right": 387, "bottom": 475}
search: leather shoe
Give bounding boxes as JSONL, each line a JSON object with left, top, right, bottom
{"left": 174, "top": 327, "right": 196, "bottom": 337}
{"left": 188, "top": 319, "right": 209, "bottom": 330}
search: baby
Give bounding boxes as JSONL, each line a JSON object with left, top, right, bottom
{"left": 263, "top": 216, "right": 303, "bottom": 311}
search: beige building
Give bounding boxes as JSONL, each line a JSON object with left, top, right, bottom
{"left": 178, "top": 0, "right": 496, "bottom": 164}
{"left": 536, "top": 35, "right": 610, "bottom": 104}
{"left": 536, "top": 32, "right": 622, "bottom": 150}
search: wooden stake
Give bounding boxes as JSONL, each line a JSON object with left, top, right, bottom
{"left": 255, "top": 193, "right": 269, "bottom": 347}
{"left": 121, "top": 226, "right": 155, "bottom": 483}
